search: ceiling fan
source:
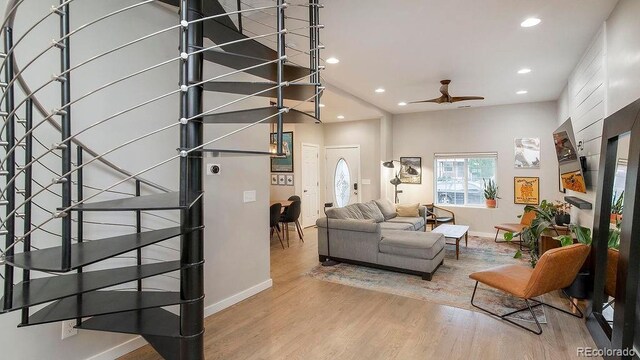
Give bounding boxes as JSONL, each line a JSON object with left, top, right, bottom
{"left": 409, "top": 80, "right": 484, "bottom": 104}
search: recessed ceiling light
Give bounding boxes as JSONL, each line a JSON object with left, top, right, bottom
{"left": 516, "top": 90, "right": 528, "bottom": 95}
{"left": 520, "top": 18, "right": 541, "bottom": 28}
{"left": 375, "top": 88, "right": 386, "bottom": 93}
{"left": 337, "top": 115, "right": 345, "bottom": 119}
{"left": 319, "top": 103, "right": 325, "bottom": 108}
{"left": 398, "top": 102, "right": 407, "bottom": 106}
{"left": 517, "top": 68, "right": 532, "bottom": 74}
{"left": 326, "top": 57, "right": 340, "bottom": 64}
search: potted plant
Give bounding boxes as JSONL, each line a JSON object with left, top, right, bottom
{"left": 554, "top": 201, "right": 571, "bottom": 226}
{"left": 483, "top": 178, "right": 499, "bottom": 208}
{"left": 611, "top": 191, "right": 624, "bottom": 224}
{"left": 553, "top": 224, "right": 621, "bottom": 299}
{"left": 504, "top": 199, "right": 559, "bottom": 267}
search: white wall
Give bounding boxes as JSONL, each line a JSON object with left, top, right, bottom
{"left": 392, "top": 102, "right": 561, "bottom": 235}
{"left": 323, "top": 118, "right": 381, "bottom": 202}
{"left": 556, "top": 0, "right": 640, "bottom": 228}
{"left": 0, "top": 1, "right": 271, "bottom": 358}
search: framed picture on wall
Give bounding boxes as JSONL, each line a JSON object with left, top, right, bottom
{"left": 270, "top": 131, "right": 294, "bottom": 172}
{"left": 277, "top": 174, "right": 286, "bottom": 185}
{"left": 271, "top": 174, "right": 278, "bottom": 185}
{"left": 514, "top": 176, "right": 540, "bottom": 205}
{"left": 286, "top": 174, "right": 294, "bottom": 186}
{"left": 399, "top": 157, "right": 422, "bottom": 184}
{"left": 514, "top": 138, "right": 541, "bottom": 168}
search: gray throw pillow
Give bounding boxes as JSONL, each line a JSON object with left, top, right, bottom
{"left": 326, "top": 204, "right": 365, "bottom": 220}
{"left": 357, "top": 201, "right": 385, "bottom": 223}
{"left": 343, "top": 204, "right": 366, "bottom": 220}
{"left": 374, "top": 198, "right": 397, "bottom": 220}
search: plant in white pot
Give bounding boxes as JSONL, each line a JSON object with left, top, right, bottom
{"left": 483, "top": 178, "right": 499, "bottom": 208}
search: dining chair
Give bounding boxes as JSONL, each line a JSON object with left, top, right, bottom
{"left": 280, "top": 200, "right": 303, "bottom": 246}
{"left": 270, "top": 203, "right": 284, "bottom": 249}
{"left": 288, "top": 195, "right": 301, "bottom": 201}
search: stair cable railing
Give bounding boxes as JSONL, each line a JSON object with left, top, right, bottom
{"left": 0, "top": 0, "right": 324, "bottom": 358}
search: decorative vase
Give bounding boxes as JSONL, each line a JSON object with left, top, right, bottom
{"left": 486, "top": 199, "right": 496, "bottom": 208}
{"left": 563, "top": 271, "right": 591, "bottom": 300}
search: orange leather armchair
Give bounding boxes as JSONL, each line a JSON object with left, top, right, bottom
{"left": 469, "top": 243, "right": 590, "bottom": 334}
{"left": 494, "top": 210, "right": 536, "bottom": 249}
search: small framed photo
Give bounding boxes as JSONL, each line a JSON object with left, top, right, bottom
{"left": 278, "top": 174, "right": 286, "bottom": 185}
{"left": 271, "top": 174, "right": 278, "bottom": 185}
{"left": 514, "top": 176, "right": 540, "bottom": 205}
{"left": 286, "top": 174, "right": 294, "bottom": 186}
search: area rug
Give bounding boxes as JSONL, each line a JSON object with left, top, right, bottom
{"left": 307, "top": 235, "right": 547, "bottom": 323}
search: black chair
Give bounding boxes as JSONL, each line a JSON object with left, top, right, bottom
{"left": 288, "top": 195, "right": 301, "bottom": 201}
{"left": 270, "top": 203, "right": 284, "bottom": 249}
{"left": 280, "top": 200, "right": 303, "bottom": 246}
{"left": 425, "top": 203, "right": 456, "bottom": 230}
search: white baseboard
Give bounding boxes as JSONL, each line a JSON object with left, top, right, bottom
{"left": 204, "top": 278, "right": 273, "bottom": 317}
{"left": 87, "top": 278, "right": 273, "bottom": 360}
{"left": 87, "top": 336, "right": 147, "bottom": 360}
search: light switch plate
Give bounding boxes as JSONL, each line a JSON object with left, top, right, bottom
{"left": 243, "top": 190, "right": 257, "bottom": 203}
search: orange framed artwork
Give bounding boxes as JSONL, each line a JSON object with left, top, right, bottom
{"left": 514, "top": 176, "right": 540, "bottom": 205}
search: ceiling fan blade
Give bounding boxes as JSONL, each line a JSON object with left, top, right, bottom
{"left": 451, "top": 96, "right": 485, "bottom": 102}
{"left": 408, "top": 97, "right": 443, "bottom": 104}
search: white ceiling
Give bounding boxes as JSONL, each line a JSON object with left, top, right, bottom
{"left": 319, "top": 0, "right": 618, "bottom": 114}
{"left": 227, "top": 0, "right": 618, "bottom": 120}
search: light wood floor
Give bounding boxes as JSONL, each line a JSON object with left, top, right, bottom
{"left": 121, "top": 227, "right": 597, "bottom": 360}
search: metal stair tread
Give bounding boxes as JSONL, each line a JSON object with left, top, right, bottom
{"left": 0, "top": 261, "right": 182, "bottom": 313}
{"left": 203, "top": 82, "right": 318, "bottom": 101}
{"left": 203, "top": 106, "right": 319, "bottom": 124}
{"left": 77, "top": 307, "right": 181, "bottom": 338}
{"left": 65, "top": 192, "right": 193, "bottom": 211}
{"left": 200, "top": 48, "right": 311, "bottom": 82}
{"left": 5, "top": 227, "right": 185, "bottom": 272}
{"left": 22, "top": 290, "right": 183, "bottom": 326}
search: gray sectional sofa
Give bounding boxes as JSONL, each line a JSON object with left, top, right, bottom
{"left": 316, "top": 199, "right": 445, "bottom": 280}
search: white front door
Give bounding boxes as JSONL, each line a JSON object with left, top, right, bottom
{"left": 325, "top": 146, "right": 361, "bottom": 207}
{"left": 301, "top": 143, "right": 320, "bottom": 227}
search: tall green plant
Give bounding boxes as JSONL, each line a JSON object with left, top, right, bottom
{"left": 483, "top": 178, "right": 499, "bottom": 200}
{"left": 554, "top": 223, "right": 620, "bottom": 250}
{"left": 504, "top": 200, "right": 558, "bottom": 267}
{"left": 612, "top": 191, "right": 624, "bottom": 215}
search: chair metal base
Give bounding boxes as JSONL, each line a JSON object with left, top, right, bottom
{"left": 494, "top": 229, "right": 527, "bottom": 251}
{"left": 470, "top": 281, "right": 583, "bottom": 335}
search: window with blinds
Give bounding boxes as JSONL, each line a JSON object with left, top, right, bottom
{"left": 434, "top": 152, "right": 498, "bottom": 206}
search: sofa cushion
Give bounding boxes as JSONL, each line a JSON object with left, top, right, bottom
{"left": 379, "top": 230, "right": 445, "bottom": 260}
{"left": 357, "top": 201, "right": 385, "bottom": 222}
{"left": 387, "top": 216, "right": 425, "bottom": 231}
{"left": 396, "top": 203, "right": 420, "bottom": 217}
{"left": 374, "top": 198, "right": 397, "bottom": 220}
{"left": 380, "top": 221, "right": 414, "bottom": 231}
{"left": 326, "top": 204, "right": 365, "bottom": 220}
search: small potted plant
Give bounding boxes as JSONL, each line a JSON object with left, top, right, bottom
{"left": 554, "top": 201, "right": 571, "bottom": 226}
{"left": 483, "top": 178, "right": 499, "bottom": 208}
{"left": 611, "top": 191, "right": 624, "bottom": 224}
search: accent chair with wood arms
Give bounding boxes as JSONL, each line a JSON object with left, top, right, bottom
{"left": 469, "top": 243, "right": 590, "bottom": 334}
{"left": 494, "top": 210, "right": 536, "bottom": 249}
{"left": 425, "top": 204, "right": 455, "bottom": 230}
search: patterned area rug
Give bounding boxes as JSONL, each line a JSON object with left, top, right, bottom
{"left": 308, "top": 235, "right": 547, "bottom": 323}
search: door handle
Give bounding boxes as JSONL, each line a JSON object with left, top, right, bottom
{"left": 303, "top": 190, "right": 308, "bottom": 193}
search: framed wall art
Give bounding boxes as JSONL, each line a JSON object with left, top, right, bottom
{"left": 270, "top": 131, "right": 293, "bottom": 172}
{"left": 514, "top": 138, "right": 540, "bottom": 169}
{"left": 399, "top": 157, "right": 422, "bottom": 184}
{"left": 514, "top": 176, "right": 540, "bottom": 205}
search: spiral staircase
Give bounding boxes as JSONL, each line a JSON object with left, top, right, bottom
{"left": 0, "top": 0, "right": 323, "bottom": 358}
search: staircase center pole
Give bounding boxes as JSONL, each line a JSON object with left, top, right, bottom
{"left": 276, "top": 0, "right": 285, "bottom": 153}
{"left": 179, "top": 0, "right": 204, "bottom": 358}
{"left": 20, "top": 98, "right": 33, "bottom": 324}
{"left": 59, "top": 0, "right": 72, "bottom": 270}
{"left": 3, "top": 27, "right": 15, "bottom": 311}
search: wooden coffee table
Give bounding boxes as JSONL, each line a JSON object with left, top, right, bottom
{"left": 432, "top": 224, "right": 469, "bottom": 260}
